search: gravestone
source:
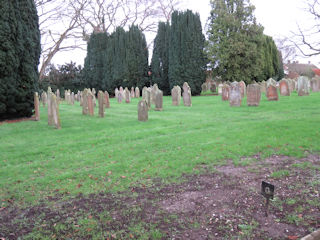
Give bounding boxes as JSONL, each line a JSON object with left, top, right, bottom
{"left": 125, "top": 87, "right": 131, "bottom": 103}
{"left": 56, "top": 89, "right": 60, "bottom": 103}
{"left": 151, "top": 84, "right": 159, "bottom": 105}
{"left": 49, "top": 93, "right": 61, "bottom": 129}
{"left": 34, "top": 92, "right": 40, "bottom": 121}
{"left": 71, "top": 92, "right": 75, "bottom": 105}
{"left": 143, "top": 87, "right": 151, "bottom": 109}
{"left": 297, "top": 76, "right": 310, "bottom": 96}
{"left": 41, "top": 92, "right": 47, "bottom": 107}
{"left": 266, "top": 84, "right": 279, "bottom": 101}
{"left": 138, "top": 100, "right": 148, "bottom": 122}
{"left": 279, "top": 79, "right": 290, "bottom": 96}
{"left": 47, "top": 87, "right": 53, "bottom": 125}
{"left": 135, "top": 87, "right": 140, "bottom": 98}
{"left": 229, "top": 81, "right": 241, "bottom": 107}
{"left": 104, "top": 91, "right": 110, "bottom": 108}
{"left": 131, "top": 87, "right": 135, "bottom": 98}
{"left": 218, "top": 84, "right": 223, "bottom": 95}
{"left": 171, "top": 86, "right": 181, "bottom": 106}
{"left": 80, "top": 91, "right": 83, "bottom": 106}
{"left": 222, "top": 84, "right": 230, "bottom": 101}
{"left": 91, "top": 89, "right": 96, "bottom": 107}
{"left": 311, "top": 78, "right": 320, "bottom": 92}
{"left": 118, "top": 87, "right": 123, "bottom": 103}
{"left": 239, "top": 81, "right": 246, "bottom": 99}
{"left": 201, "top": 83, "right": 208, "bottom": 93}
{"left": 115, "top": 88, "right": 119, "bottom": 99}
{"left": 154, "top": 90, "right": 163, "bottom": 111}
{"left": 182, "top": 82, "right": 192, "bottom": 107}
{"left": 267, "top": 78, "right": 277, "bottom": 87}
{"left": 87, "top": 89, "right": 94, "bottom": 116}
{"left": 82, "top": 89, "right": 89, "bottom": 115}
{"left": 98, "top": 91, "right": 105, "bottom": 117}
{"left": 260, "top": 81, "right": 266, "bottom": 93}
{"left": 247, "top": 83, "right": 261, "bottom": 106}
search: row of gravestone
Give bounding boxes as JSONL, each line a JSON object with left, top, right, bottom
{"left": 221, "top": 76, "right": 320, "bottom": 107}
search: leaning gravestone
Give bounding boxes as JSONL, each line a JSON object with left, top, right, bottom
{"left": 155, "top": 89, "right": 163, "bottom": 111}
{"left": 104, "top": 91, "right": 110, "bottom": 108}
{"left": 297, "top": 76, "right": 310, "bottom": 96}
{"left": 229, "top": 81, "right": 241, "bottom": 107}
{"left": 182, "top": 82, "right": 192, "bottom": 107}
{"left": 239, "top": 81, "right": 246, "bottom": 99}
{"left": 171, "top": 86, "right": 181, "bottom": 106}
{"left": 138, "top": 100, "right": 148, "bottom": 122}
{"left": 222, "top": 84, "right": 230, "bottom": 101}
{"left": 125, "top": 87, "right": 131, "bottom": 103}
{"left": 98, "top": 91, "right": 105, "bottom": 117}
{"left": 135, "top": 87, "right": 140, "bottom": 98}
{"left": 279, "top": 79, "right": 290, "bottom": 96}
{"left": 266, "top": 84, "right": 279, "bottom": 101}
{"left": 34, "top": 92, "right": 40, "bottom": 121}
{"left": 247, "top": 83, "right": 261, "bottom": 106}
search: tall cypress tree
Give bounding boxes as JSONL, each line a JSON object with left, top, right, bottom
{"left": 169, "top": 10, "right": 206, "bottom": 95}
{"left": 0, "top": 0, "right": 40, "bottom": 120}
{"left": 151, "top": 22, "right": 171, "bottom": 95}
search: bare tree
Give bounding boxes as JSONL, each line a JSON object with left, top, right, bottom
{"left": 275, "top": 37, "right": 297, "bottom": 63}
{"left": 36, "top": 0, "right": 180, "bottom": 80}
{"left": 292, "top": 0, "right": 320, "bottom": 57}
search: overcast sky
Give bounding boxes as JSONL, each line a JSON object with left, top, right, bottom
{"left": 53, "top": 0, "right": 320, "bottom": 66}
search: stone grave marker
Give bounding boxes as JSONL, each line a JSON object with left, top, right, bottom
{"left": 247, "top": 83, "right": 261, "bottom": 106}
{"left": 171, "top": 86, "right": 181, "bottom": 106}
{"left": 34, "top": 92, "right": 40, "bottom": 121}
{"left": 229, "top": 81, "right": 241, "bottom": 107}
{"left": 138, "top": 100, "right": 148, "bottom": 121}
{"left": 182, "top": 82, "right": 192, "bottom": 107}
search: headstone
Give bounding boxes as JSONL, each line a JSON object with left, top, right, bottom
{"left": 311, "top": 78, "right": 320, "bottom": 92}
{"left": 154, "top": 90, "right": 163, "bottom": 111}
{"left": 82, "top": 89, "right": 89, "bottom": 115}
{"left": 118, "top": 87, "right": 123, "bottom": 103}
{"left": 47, "top": 87, "right": 53, "bottom": 125}
{"left": 222, "top": 84, "right": 230, "bottom": 101}
{"left": 80, "top": 91, "right": 83, "bottom": 106}
{"left": 71, "top": 92, "right": 75, "bottom": 105}
{"left": 182, "top": 82, "right": 192, "bottom": 107}
{"left": 142, "top": 87, "right": 151, "bottom": 109}
{"left": 247, "top": 83, "right": 261, "bottom": 106}
{"left": 41, "top": 92, "right": 47, "bottom": 107}
{"left": 229, "top": 81, "right": 241, "bottom": 107}
{"left": 151, "top": 84, "right": 159, "bottom": 105}
{"left": 210, "top": 82, "right": 216, "bottom": 93}
{"left": 138, "top": 100, "right": 148, "bottom": 122}
{"left": 218, "top": 84, "right": 223, "bottom": 95}
{"left": 125, "top": 87, "right": 131, "bottom": 103}
{"left": 50, "top": 93, "right": 61, "bottom": 129}
{"left": 266, "top": 84, "right": 279, "bottom": 101}
{"left": 104, "top": 91, "right": 110, "bottom": 108}
{"left": 87, "top": 89, "right": 94, "bottom": 116}
{"left": 297, "top": 76, "right": 310, "bottom": 96}
{"left": 279, "top": 79, "right": 290, "bottom": 96}
{"left": 171, "top": 86, "right": 181, "bottom": 106}
{"left": 131, "top": 87, "right": 135, "bottom": 98}
{"left": 115, "top": 88, "right": 119, "bottom": 99}
{"left": 260, "top": 81, "right": 267, "bottom": 93}
{"left": 135, "top": 87, "right": 140, "bottom": 98}
{"left": 98, "top": 91, "right": 105, "bottom": 117}
{"left": 201, "top": 83, "right": 208, "bottom": 93}
{"left": 266, "top": 78, "right": 277, "bottom": 88}
{"left": 239, "top": 81, "right": 246, "bottom": 98}
{"left": 91, "top": 89, "right": 96, "bottom": 107}
{"left": 34, "top": 92, "right": 40, "bottom": 121}
{"left": 56, "top": 89, "right": 60, "bottom": 103}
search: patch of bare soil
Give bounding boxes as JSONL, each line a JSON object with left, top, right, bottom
{"left": 0, "top": 155, "right": 319, "bottom": 239}
{"left": 0, "top": 117, "right": 35, "bottom": 125}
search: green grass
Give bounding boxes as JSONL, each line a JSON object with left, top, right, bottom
{"left": 1, "top": 92, "right": 320, "bottom": 206}
{"left": 270, "top": 170, "right": 290, "bottom": 178}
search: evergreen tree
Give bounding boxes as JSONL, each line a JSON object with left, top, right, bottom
{"left": 151, "top": 22, "right": 171, "bottom": 95}
{"left": 169, "top": 10, "right": 206, "bottom": 95}
{"left": 0, "top": 0, "right": 41, "bottom": 120}
{"left": 206, "top": 0, "right": 264, "bottom": 84}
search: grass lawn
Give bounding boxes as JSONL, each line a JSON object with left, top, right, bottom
{"left": 0, "top": 91, "right": 319, "bottom": 239}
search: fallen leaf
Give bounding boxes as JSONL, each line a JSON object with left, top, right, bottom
{"left": 287, "top": 236, "right": 299, "bottom": 240}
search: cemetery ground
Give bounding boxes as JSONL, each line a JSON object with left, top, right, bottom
{"left": 0, "top": 93, "right": 320, "bottom": 240}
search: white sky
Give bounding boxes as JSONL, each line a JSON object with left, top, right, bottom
{"left": 53, "top": 0, "right": 320, "bottom": 67}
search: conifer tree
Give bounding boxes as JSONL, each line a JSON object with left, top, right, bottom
{"left": 0, "top": 0, "right": 41, "bottom": 119}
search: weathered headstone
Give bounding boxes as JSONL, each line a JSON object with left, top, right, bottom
{"left": 131, "top": 87, "right": 135, "bottom": 98}
{"left": 151, "top": 84, "right": 159, "bottom": 105}
{"left": 201, "top": 83, "right": 208, "bottom": 93}
{"left": 266, "top": 84, "right": 279, "bottom": 101}
{"left": 182, "top": 82, "right": 192, "bottom": 107}
{"left": 115, "top": 88, "right": 119, "bottom": 99}
{"left": 218, "top": 84, "right": 223, "bottom": 95}
{"left": 125, "top": 87, "right": 131, "bottom": 103}
{"left": 297, "top": 76, "right": 310, "bottom": 96}
{"left": 154, "top": 90, "right": 163, "bottom": 111}
{"left": 279, "top": 79, "right": 290, "bottom": 96}
{"left": 239, "top": 81, "right": 246, "bottom": 99}
{"left": 87, "top": 89, "right": 94, "bottom": 116}
{"left": 222, "top": 84, "right": 230, "bottom": 101}
{"left": 98, "top": 91, "right": 105, "bottom": 117}
{"left": 135, "top": 87, "right": 140, "bottom": 98}
{"left": 247, "top": 83, "right": 261, "bottom": 106}
{"left": 311, "top": 78, "right": 320, "bottom": 92}
{"left": 171, "top": 86, "right": 181, "bottom": 106}
{"left": 71, "top": 92, "right": 75, "bottom": 105}
{"left": 50, "top": 93, "right": 61, "bottom": 129}
{"left": 56, "top": 89, "right": 60, "bottom": 103}
{"left": 117, "top": 87, "right": 123, "bottom": 103}
{"left": 138, "top": 100, "right": 148, "bottom": 122}
{"left": 229, "top": 81, "right": 241, "bottom": 107}
{"left": 266, "top": 78, "right": 277, "bottom": 88}
{"left": 41, "top": 92, "right": 47, "bottom": 107}
{"left": 47, "top": 87, "right": 53, "bottom": 125}
{"left": 91, "top": 89, "right": 96, "bottom": 107}
{"left": 82, "top": 89, "right": 89, "bottom": 115}
{"left": 142, "top": 87, "right": 151, "bottom": 109}
{"left": 104, "top": 91, "right": 110, "bottom": 108}
{"left": 34, "top": 92, "right": 40, "bottom": 121}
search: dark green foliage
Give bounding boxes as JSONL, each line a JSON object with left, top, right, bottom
{"left": 40, "top": 62, "right": 83, "bottom": 96}
{"left": 168, "top": 10, "right": 206, "bottom": 95}
{"left": 206, "top": 0, "right": 264, "bottom": 84}
{"left": 82, "top": 25, "right": 149, "bottom": 94}
{"left": 151, "top": 22, "right": 171, "bottom": 95}
{"left": 0, "top": 0, "right": 40, "bottom": 120}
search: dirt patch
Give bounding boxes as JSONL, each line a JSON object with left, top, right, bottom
{"left": 0, "top": 155, "right": 319, "bottom": 239}
{"left": 0, "top": 116, "right": 35, "bottom": 125}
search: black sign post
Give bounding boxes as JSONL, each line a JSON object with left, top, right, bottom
{"left": 261, "top": 181, "right": 275, "bottom": 217}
